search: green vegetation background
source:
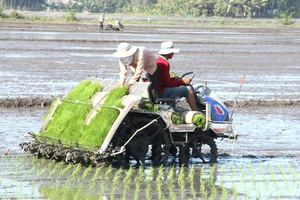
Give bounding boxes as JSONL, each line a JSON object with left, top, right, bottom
{"left": 1, "top": 0, "right": 299, "bottom": 20}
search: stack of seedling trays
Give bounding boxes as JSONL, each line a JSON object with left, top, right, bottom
{"left": 21, "top": 78, "right": 150, "bottom": 165}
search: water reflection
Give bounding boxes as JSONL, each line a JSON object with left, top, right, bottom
{"left": 1, "top": 155, "right": 299, "bottom": 199}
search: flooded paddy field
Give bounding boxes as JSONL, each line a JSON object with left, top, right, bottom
{"left": 1, "top": 20, "right": 300, "bottom": 199}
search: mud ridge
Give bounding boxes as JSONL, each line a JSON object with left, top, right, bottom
{"left": 1, "top": 98, "right": 300, "bottom": 108}
{"left": 1, "top": 38, "right": 299, "bottom": 46}
{"left": 224, "top": 99, "right": 300, "bottom": 107}
{"left": 0, "top": 98, "right": 52, "bottom": 108}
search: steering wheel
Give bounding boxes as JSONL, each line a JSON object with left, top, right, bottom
{"left": 181, "top": 71, "right": 195, "bottom": 80}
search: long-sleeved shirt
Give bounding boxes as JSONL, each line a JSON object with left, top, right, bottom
{"left": 156, "top": 55, "right": 185, "bottom": 95}
{"left": 119, "top": 47, "right": 157, "bottom": 85}
{"left": 99, "top": 14, "right": 105, "bottom": 22}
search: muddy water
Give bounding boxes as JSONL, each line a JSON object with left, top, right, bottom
{"left": 0, "top": 21, "right": 300, "bottom": 199}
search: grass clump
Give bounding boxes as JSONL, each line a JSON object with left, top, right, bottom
{"left": 63, "top": 11, "right": 77, "bottom": 22}
{"left": 37, "top": 80, "right": 128, "bottom": 150}
{"left": 278, "top": 11, "right": 295, "bottom": 25}
{"left": 217, "top": 18, "right": 225, "bottom": 25}
{"left": 9, "top": 11, "right": 26, "bottom": 19}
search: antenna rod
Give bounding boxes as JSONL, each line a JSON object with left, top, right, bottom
{"left": 230, "top": 74, "right": 245, "bottom": 121}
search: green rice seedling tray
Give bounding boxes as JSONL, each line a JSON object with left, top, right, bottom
{"left": 36, "top": 78, "right": 150, "bottom": 151}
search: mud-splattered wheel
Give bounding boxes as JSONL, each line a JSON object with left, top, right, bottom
{"left": 192, "top": 133, "right": 218, "bottom": 163}
{"left": 111, "top": 114, "right": 169, "bottom": 167}
{"left": 179, "top": 132, "right": 218, "bottom": 166}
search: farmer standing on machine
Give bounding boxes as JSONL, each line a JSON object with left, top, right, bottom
{"left": 113, "top": 42, "right": 158, "bottom": 103}
{"left": 157, "top": 41, "right": 197, "bottom": 111}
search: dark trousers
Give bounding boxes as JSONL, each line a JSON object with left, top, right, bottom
{"left": 99, "top": 22, "right": 103, "bottom": 30}
{"left": 147, "top": 69, "right": 159, "bottom": 103}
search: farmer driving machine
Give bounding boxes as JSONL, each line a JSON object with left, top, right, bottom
{"left": 20, "top": 72, "right": 239, "bottom": 167}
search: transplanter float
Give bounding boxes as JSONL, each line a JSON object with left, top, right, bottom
{"left": 20, "top": 72, "right": 241, "bottom": 167}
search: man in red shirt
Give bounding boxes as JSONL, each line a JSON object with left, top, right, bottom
{"left": 157, "top": 41, "right": 197, "bottom": 111}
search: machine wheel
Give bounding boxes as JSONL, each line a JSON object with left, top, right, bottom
{"left": 112, "top": 114, "right": 169, "bottom": 167}
{"left": 178, "top": 132, "right": 218, "bottom": 166}
{"left": 191, "top": 133, "right": 218, "bottom": 163}
{"left": 179, "top": 144, "right": 190, "bottom": 167}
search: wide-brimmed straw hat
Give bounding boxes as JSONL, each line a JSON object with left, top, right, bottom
{"left": 113, "top": 42, "right": 137, "bottom": 58}
{"left": 158, "top": 41, "right": 180, "bottom": 55}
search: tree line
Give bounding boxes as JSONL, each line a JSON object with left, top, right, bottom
{"left": 1, "top": 0, "right": 299, "bottom": 18}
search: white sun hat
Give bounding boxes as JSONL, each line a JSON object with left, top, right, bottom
{"left": 113, "top": 42, "right": 138, "bottom": 58}
{"left": 158, "top": 41, "right": 180, "bottom": 55}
